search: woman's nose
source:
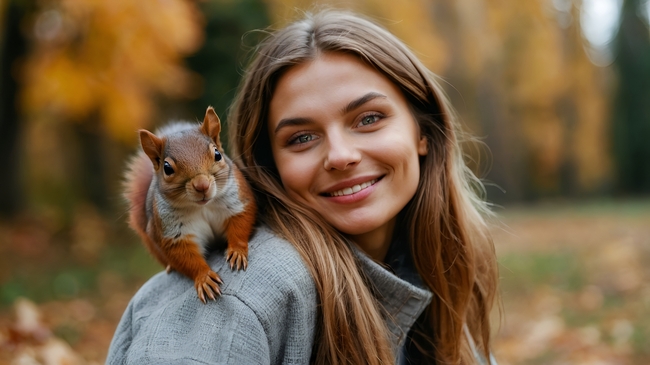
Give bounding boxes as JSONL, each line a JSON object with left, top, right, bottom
{"left": 323, "top": 132, "right": 361, "bottom": 171}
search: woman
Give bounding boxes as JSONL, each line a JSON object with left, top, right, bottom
{"left": 108, "top": 10, "right": 498, "bottom": 365}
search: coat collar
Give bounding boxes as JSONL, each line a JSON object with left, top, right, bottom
{"left": 350, "top": 241, "right": 433, "bottom": 349}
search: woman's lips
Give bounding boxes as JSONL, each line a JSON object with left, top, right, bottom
{"left": 321, "top": 175, "right": 384, "bottom": 197}
{"left": 324, "top": 178, "right": 378, "bottom": 197}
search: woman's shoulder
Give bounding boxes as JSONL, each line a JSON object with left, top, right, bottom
{"left": 213, "top": 225, "right": 317, "bottom": 307}
{"left": 134, "top": 225, "right": 313, "bottom": 301}
{"left": 129, "top": 225, "right": 316, "bottom": 318}
{"left": 111, "top": 226, "right": 317, "bottom": 364}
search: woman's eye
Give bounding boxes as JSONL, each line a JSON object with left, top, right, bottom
{"left": 358, "top": 114, "right": 381, "bottom": 127}
{"left": 290, "top": 133, "right": 318, "bottom": 145}
{"left": 214, "top": 148, "right": 222, "bottom": 162}
{"left": 163, "top": 161, "right": 174, "bottom": 175}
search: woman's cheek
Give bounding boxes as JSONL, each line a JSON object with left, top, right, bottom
{"left": 278, "top": 155, "right": 316, "bottom": 197}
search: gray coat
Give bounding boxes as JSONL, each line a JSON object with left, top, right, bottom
{"left": 106, "top": 226, "right": 436, "bottom": 364}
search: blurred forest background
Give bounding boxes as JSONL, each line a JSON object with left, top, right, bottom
{"left": 0, "top": 0, "right": 649, "bottom": 364}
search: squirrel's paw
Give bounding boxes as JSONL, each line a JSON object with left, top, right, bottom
{"left": 226, "top": 246, "right": 248, "bottom": 271}
{"left": 194, "top": 270, "right": 223, "bottom": 304}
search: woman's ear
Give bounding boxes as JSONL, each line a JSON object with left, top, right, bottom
{"left": 418, "top": 135, "right": 428, "bottom": 156}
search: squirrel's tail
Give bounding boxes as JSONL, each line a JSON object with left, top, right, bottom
{"left": 123, "top": 152, "right": 170, "bottom": 268}
{"left": 124, "top": 151, "right": 153, "bottom": 235}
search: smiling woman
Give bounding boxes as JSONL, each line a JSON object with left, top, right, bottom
{"left": 269, "top": 53, "right": 428, "bottom": 260}
{"left": 229, "top": 10, "right": 498, "bottom": 365}
{"left": 107, "top": 9, "right": 498, "bottom": 365}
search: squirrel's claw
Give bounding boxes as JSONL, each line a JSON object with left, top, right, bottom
{"left": 226, "top": 247, "right": 248, "bottom": 271}
{"left": 195, "top": 270, "right": 222, "bottom": 304}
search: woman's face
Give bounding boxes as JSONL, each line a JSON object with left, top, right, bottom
{"left": 268, "top": 52, "right": 427, "bottom": 249}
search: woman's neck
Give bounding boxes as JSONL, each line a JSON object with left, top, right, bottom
{"left": 348, "top": 218, "right": 396, "bottom": 262}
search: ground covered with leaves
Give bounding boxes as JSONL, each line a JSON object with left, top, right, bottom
{"left": 492, "top": 200, "right": 650, "bottom": 364}
{"left": 0, "top": 199, "right": 648, "bottom": 364}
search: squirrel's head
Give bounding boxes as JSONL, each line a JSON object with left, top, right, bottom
{"left": 139, "top": 106, "right": 230, "bottom": 207}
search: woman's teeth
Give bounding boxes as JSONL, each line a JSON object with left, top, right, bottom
{"left": 328, "top": 179, "right": 377, "bottom": 197}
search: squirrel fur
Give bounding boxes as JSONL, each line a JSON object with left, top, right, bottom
{"left": 123, "top": 106, "right": 257, "bottom": 303}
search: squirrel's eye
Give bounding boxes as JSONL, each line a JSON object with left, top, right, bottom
{"left": 163, "top": 161, "right": 174, "bottom": 175}
{"left": 214, "top": 148, "right": 222, "bottom": 162}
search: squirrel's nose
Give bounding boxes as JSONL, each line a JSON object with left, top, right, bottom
{"left": 192, "top": 175, "right": 210, "bottom": 192}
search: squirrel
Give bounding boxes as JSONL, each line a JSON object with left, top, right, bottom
{"left": 123, "top": 106, "right": 257, "bottom": 303}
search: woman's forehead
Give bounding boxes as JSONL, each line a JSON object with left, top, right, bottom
{"left": 268, "top": 52, "right": 402, "bottom": 123}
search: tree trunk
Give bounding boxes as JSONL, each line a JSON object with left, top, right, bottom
{"left": 613, "top": 0, "right": 650, "bottom": 194}
{"left": 0, "top": 1, "right": 28, "bottom": 217}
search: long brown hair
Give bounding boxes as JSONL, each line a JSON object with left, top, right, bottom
{"left": 228, "top": 10, "right": 498, "bottom": 365}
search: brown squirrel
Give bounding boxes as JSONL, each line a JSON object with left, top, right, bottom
{"left": 123, "top": 106, "right": 257, "bottom": 303}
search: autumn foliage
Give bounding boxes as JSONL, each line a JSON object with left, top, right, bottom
{"left": 19, "top": 0, "right": 204, "bottom": 141}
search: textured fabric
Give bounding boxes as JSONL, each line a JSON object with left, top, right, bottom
{"left": 350, "top": 243, "right": 433, "bottom": 350}
{"left": 107, "top": 227, "right": 317, "bottom": 364}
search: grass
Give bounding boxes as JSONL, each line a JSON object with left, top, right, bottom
{"left": 0, "top": 244, "right": 159, "bottom": 306}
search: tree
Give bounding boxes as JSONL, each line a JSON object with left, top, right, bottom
{"left": 185, "top": 0, "right": 271, "bottom": 151}
{"left": 0, "top": 0, "right": 31, "bottom": 217}
{"left": 14, "top": 0, "right": 204, "bottom": 212}
{"left": 612, "top": 0, "right": 650, "bottom": 193}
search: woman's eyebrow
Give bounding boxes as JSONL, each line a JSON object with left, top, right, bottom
{"left": 342, "top": 92, "right": 387, "bottom": 114}
{"left": 273, "top": 117, "right": 312, "bottom": 134}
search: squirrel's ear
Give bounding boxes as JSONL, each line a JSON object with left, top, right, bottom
{"left": 139, "top": 130, "right": 164, "bottom": 169}
{"left": 201, "top": 106, "right": 222, "bottom": 149}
